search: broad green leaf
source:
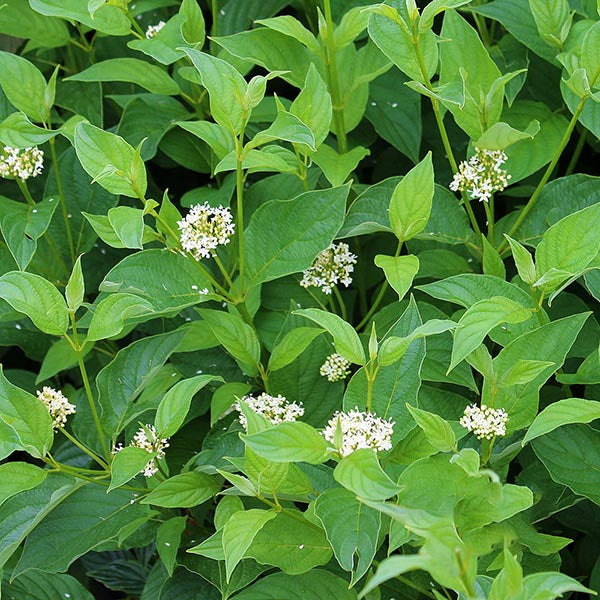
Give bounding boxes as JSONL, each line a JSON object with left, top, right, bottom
{"left": 0, "top": 271, "right": 69, "bottom": 335}
{"left": 498, "top": 359, "right": 555, "bottom": 387}
{"left": 222, "top": 509, "right": 277, "bottom": 581}
{"left": 0, "top": 112, "right": 60, "bottom": 146}
{"left": 334, "top": 449, "right": 402, "bottom": 501}
{"left": 532, "top": 424, "right": 600, "bottom": 506}
{"left": 256, "top": 16, "right": 320, "bottom": 53}
{"left": 66, "top": 59, "right": 179, "bottom": 95}
{"left": 198, "top": 309, "right": 261, "bottom": 376}
{"left": 155, "top": 374, "right": 221, "bottom": 437}
{"left": 211, "top": 382, "right": 251, "bottom": 426}
{"left": 581, "top": 21, "right": 600, "bottom": 86}
{"left": 294, "top": 308, "right": 365, "bottom": 365}
{"left": 489, "top": 548, "right": 523, "bottom": 600}
{"left": 74, "top": 122, "right": 147, "bottom": 199}
{"left": 311, "top": 144, "right": 370, "bottom": 186}
{"left": 108, "top": 446, "right": 153, "bottom": 491}
{"left": 314, "top": 487, "right": 381, "bottom": 584}
{"left": 535, "top": 203, "right": 600, "bottom": 293}
{"left": 2, "top": 571, "right": 94, "bottom": 600}
{"left": 407, "top": 405, "right": 457, "bottom": 452}
{"left": 13, "top": 484, "right": 149, "bottom": 576}
{"left": 107, "top": 206, "right": 144, "bottom": 249}
{"left": 0, "top": 196, "right": 58, "bottom": 271}
{"left": 449, "top": 297, "right": 532, "bottom": 371}
{"left": 157, "top": 516, "right": 187, "bottom": 577}
{"left": 242, "top": 422, "right": 330, "bottom": 464}
{"left": 374, "top": 254, "right": 419, "bottom": 300}
{"left": 87, "top": 293, "right": 155, "bottom": 341}
{"left": 36, "top": 338, "right": 93, "bottom": 384}
{"left": 514, "top": 572, "right": 592, "bottom": 600}
{"left": 249, "top": 105, "right": 316, "bottom": 152}
{"left": 419, "top": 0, "right": 475, "bottom": 32}
{"left": 475, "top": 119, "right": 540, "bottom": 150}
{"left": 246, "top": 510, "right": 332, "bottom": 574}
{"left": 334, "top": 6, "right": 370, "bottom": 48}
{"left": 0, "top": 52, "right": 49, "bottom": 123}
{"left": 245, "top": 185, "right": 349, "bottom": 287}
{"left": 529, "top": 0, "right": 572, "bottom": 49}
{"left": 505, "top": 235, "right": 537, "bottom": 285}
{"left": 0, "top": 462, "right": 47, "bottom": 507}
{"left": 388, "top": 152, "right": 434, "bottom": 241}
{"left": 177, "top": 120, "right": 235, "bottom": 159}
{"left": 97, "top": 329, "right": 186, "bottom": 436}
{"left": 268, "top": 327, "right": 323, "bottom": 371}
{"left": 359, "top": 555, "right": 427, "bottom": 598}
{"left": 482, "top": 235, "right": 506, "bottom": 278}
{"left": 523, "top": 398, "right": 600, "bottom": 444}
{"left": 142, "top": 472, "right": 221, "bottom": 508}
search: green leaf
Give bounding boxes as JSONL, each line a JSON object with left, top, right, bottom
{"left": 198, "top": 309, "right": 261, "bottom": 376}
{"left": 515, "top": 572, "right": 593, "bottom": 600}
{"left": 65, "top": 255, "right": 84, "bottom": 312}
{"left": 419, "top": 0, "right": 475, "bottom": 32}
{"left": 535, "top": 203, "right": 600, "bottom": 293}
{"left": 108, "top": 446, "right": 153, "bottom": 491}
{"left": 66, "top": 58, "right": 179, "bottom": 95}
{"left": 87, "top": 293, "right": 155, "bottom": 341}
{"left": 388, "top": 152, "right": 434, "bottom": 241}
{"left": 142, "top": 472, "right": 221, "bottom": 508}
{"left": 505, "top": 235, "right": 537, "bottom": 285}
{"left": 0, "top": 112, "right": 60, "bottom": 146}
{"left": 242, "top": 422, "right": 330, "bottom": 464}
{"left": 529, "top": 0, "right": 572, "bottom": 49}
{"left": 0, "top": 462, "right": 47, "bottom": 508}
{"left": 0, "top": 271, "right": 69, "bottom": 335}
{"left": 374, "top": 254, "right": 419, "bottom": 300}
{"left": 249, "top": 105, "right": 316, "bottom": 152}
{"left": 449, "top": 296, "right": 532, "bottom": 371}
{"left": 222, "top": 509, "right": 277, "bottom": 581}
{"left": 406, "top": 405, "right": 457, "bottom": 452}
{"left": 211, "top": 382, "right": 251, "bottom": 426}
{"left": 107, "top": 206, "right": 145, "bottom": 249}
{"left": 359, "top": 555, "right": 427, "bottom": 598}
{"left": 0, "top": 196, "right": 58, "bottom": 271}
{"left": 314, "top": 487, "right": 381, "bottom": 584}
{"left": 334, "top": 448, "right": 402, "bottom": 501}
{"left": 489, "top": 548, "right": 523, "bottom": 600}
{"left": 256, "top": 16, "right": 320, "bottom": 53}
{"left": 475, "top": 120, "right": 540, "bottom": 150}
{"left": 0, "top": 51, "right": 49, "bottom": 123}
{"left": 268, "top": 327, "right": 323, "bottom": 372}
{"left": 155, "top": 374, "right": 221, "bottom": 437}
{"left": 177, "top": 120, "right": 235, "bottom": 160}
{"left": 581, "top": 21, "right": 600, "bottom": 86}
{"left": 245, "top": 185, "right": 349, "bottom": 287}
{"left": 294, "top": 308, "right": 365, "bottom": 365}
{"left": 2, "top": 571, "right": 94, "bottom": 600}
{"left": 311, "top": 144, "right": 370, "bottom": 186}
{"left": 482, "top": 235, "right": 506, "bottom": 278}
{"left": 498, "top": 359, "right": 555, "bottom": 387}
{"left": 157, "top": 516, "right": 187, "bottom": 577}
{"left": 36, "top": 338, "right": 93, "bottom": 384}
{"left": 74, "top": 122, "right": 147, "bottom": 199}
{"left": 523, "top": 398, "right": 600, "bottom": 444}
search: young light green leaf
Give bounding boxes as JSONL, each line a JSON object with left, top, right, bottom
{"left": 241, "top": 422, "right": 330, "bottom": 464}
{"left": 388, "top": 152, "right": 434, "bottom": 242}
{"left": 0, "top": 112, "right": 60, "bottom": 146}
{"left": 505, "top": 235, "right": 537, "bottom": 285}
{"left": 581, "top": 21, "right": 600, "bottom": 87}
{"left": 481, "top": 235, "right": 506, "bottom": 279}
{"left": 142, "top": 472, "right": 221, "bottom": 508}
{"left": 529, "top": 0, "right": 573, "bottom": 49}
{"left": 311, "top": 144, "right": 370, "bottom": 187}
{"left": 476, "top": 120, "right": 540, "bottom": 150}
{"left": 65, "top": 255, "right": 84, "bottom": 312}
{"left": 108, "top": 446, "right": 154, "bottom": 492}
{"left": 268, "top": 327, "right": 324, "bottom": 372}
{"left": 374, "top": 254, "right": 419, "bottom": 300}
{"left": 406, "top": 405, "right": 457, "bottom": 453}
{"left": 419, "top": 0, "right": 475, "bottom": 32}
{"left": 334, "top": 449, "right": 402, "bottom": 501}
{"left": 523, "top": 398, "right": 600, "bottom": 444}
{"left": 211, "top": 382, "right": 251, "bottom": 426}
{"left": 359, "top": 554, "right": 427, "bottom": 599}
{"left": 0, "top": 462, "right": 47, "bottom": 508}
{"left": 107, "top": 206, "right": 145, "bottom": 249}
{"left": 498, "top": 359, "right": 555, "bottom": 388}
{"left": 294, "top": 308, "right": 365, "bottom": 365}
{"left": 0, "top": 271, "right": 69, "bottom": 335}
{"left": 489, "top": 548, "right": 523, "bottom": 600}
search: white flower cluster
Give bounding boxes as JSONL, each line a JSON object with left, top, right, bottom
{"left": 178, "top": 202, "right": 235, "bottom": 260}
{"left": 460, "top": 404, "right": 508, "bottom": 440}
{"left": 235, "top": 393, "right": 304, "bottom": 431}
{"left": 0, "top": 146, "right": 44, "bottom": 181}
{"left": 36, "top": 386, "right": 76, "bottom": 430}
{"left": 322, "top": 407, "right": 394, "bottom": 457}
{"left": 145, "top": 21, "right": 166, "bottom": 38}
{"left": 320, "top": 353, "right": 351, "bottom": 382}
{"left": 115, "top": 424, "right": 170, "bottom": 477}
{"left": 300, "top": 242, "right": 357, "bottom": 295}
{"left": 449, "top": 147, "right": 511, "bottom": 203}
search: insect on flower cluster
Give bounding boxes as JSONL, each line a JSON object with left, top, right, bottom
{"left": 449, "top": 147, "right": 511, "bottom": 203}
{"left": 178, "top": 202, "right": 235, "bottom": 260}
{"left": 36, "top": 386, "right": 76, "bottom": 430}
{"left": 320, "top": 353, "right": 351, "bottom": 382}
{"left": 235, "top": 393, "right": 304, "bottom": 430}
{"left": 0, "top": 146, "right": 44, "bottom": 181}
{"left": 115, "top": 425, "right": 170, "bottom": 477}
{"left": 460, "top": 404, "right": 508, "bottom": 439}
{"left": 300, "top": 242, "right": 357, "bottom": 295}
{"left": 322, "top": 407, "right": 394, "bottom": 457}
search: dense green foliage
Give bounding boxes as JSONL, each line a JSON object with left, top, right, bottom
{"left": 0, "top": 0, "right": 599, "bottom": 598}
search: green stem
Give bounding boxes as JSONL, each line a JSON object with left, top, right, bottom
{"left": 498, "top": 97, "right": 588, "bottom": 254}
{"left": 565, "top": 128, "right": 587, "bottom": 176}
{"left": 49, "top": 138, "right": 76, "bottom": 263}
{"left": 69, "top": 315, "right": 110, "bottom": 458}
{"left": 235, "top": 124, "right": 247, "bottom": 292}
{"left": 484, "top": 195, "right": 495, "bottom": 245}
{"left": 59, "top": 427, "right": 109, "bottom": 469}
{"left": 327, "top": 294, "right": 338, "bottom": 315}
{"left": 16, "top": 178, "right": 35, "bottom": 206}
{"left": 472, "top": 12, "right": 491, "bottom": 46}
{"left": 323, "top": 0, "right": 348, "bottom": 154}
{"left": 332, "top": 286, "right": 347, "bottom": 320}
{"left": 211, "top": 0, "right": 219, "bottom": 36}
{"left": 213, "top": 253, "right": 234, "bottom": 288}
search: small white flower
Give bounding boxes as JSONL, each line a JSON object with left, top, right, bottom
{"left": 322, "top": 407, "right": 394, "bottom": 457}
{"left": 36, "top": 387, "right": 76, "bottom": 430}
{"left": 145, "top": 20, "right": 166, "bottom": 38}
{"left": 459, "top": 404, "right": 508, "bottom": 439}
{"left": 300, "top": 242, "right": 357, "bottom": 295}
{"left": 0, "top": 146, "right": 44, "bottom": 181}
{"left": 450, "top": 147, "right": 511, "bottom": 203}
{"left": 320, "top": 353, "right": 351, "bottom": 382}
{"left": 117, "top": 424, "right": 170, "bottom": 477}
{"left": 178, "top": 202, "right": 235, "bottom": 260}
{"left": 235, "top": 393, "right": 304, "bottom": 431}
